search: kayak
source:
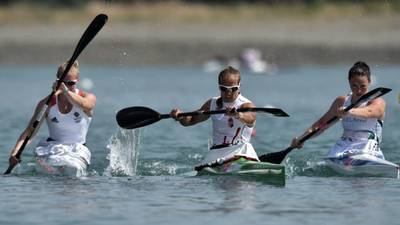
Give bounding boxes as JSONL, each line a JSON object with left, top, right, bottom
{"left": 35, "top": 157, "right": 88, "bottom": 177}
{"left": 325, "top": 153, "right": 399, "bottom": 178}
{"left": 196, "top": 156, "right": 285, "bottom": 185}
{"left": 33, "top": 141, "right": 90, "bottom": 177}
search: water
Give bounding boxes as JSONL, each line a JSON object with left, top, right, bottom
{"left": 1, "top": 64, "right": 400, "bottom": 225}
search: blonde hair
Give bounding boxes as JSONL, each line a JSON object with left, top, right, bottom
{"left": 216, "top": 66, "right": 241, "bottom": 109}
{"left": 218, "top": 66, "right": 241, "bottom": 84}
{"left": 57, "top": 60, "right": 79, "bottom": 78}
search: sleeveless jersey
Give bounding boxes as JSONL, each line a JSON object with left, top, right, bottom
{"left": 341, "top": 93, "right": 383, "bottom": 142}
{"left": 46, "top": 89, "right": 92, "bottom": 144}
{"left": 210, "top": 94, "right": 254, "bottom": 146}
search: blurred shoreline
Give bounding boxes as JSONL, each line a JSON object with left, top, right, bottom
{"left": 1, "top": 3, "right": 400, "bottom": 67}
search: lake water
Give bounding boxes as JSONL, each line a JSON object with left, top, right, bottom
{"left": 1, "top": 64, "right": 400, "bottom": 225}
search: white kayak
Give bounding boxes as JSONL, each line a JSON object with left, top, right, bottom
{"left": 325, "top": 153, "right": 399, "bottom": 178}
{"left": 34, "top": 141, "right": 90, "bottom": 177}
{"left": 35, "top": 157, "right": 88, "bottom": 177}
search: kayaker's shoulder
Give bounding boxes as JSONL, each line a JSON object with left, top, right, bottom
{"left": 331, "top": 95, "right": 347, "bottom": 107}
{"left": 240, "top": 101, "right": 256, "bottom": 108}
{"left": 37, "top": 96, "right": 49, "bottom": 108}
{"left": 368, "top": 96, "right": 386, "bottom": 105}
{"left": 200, "top": 99, "right": 212, "bottom": 111}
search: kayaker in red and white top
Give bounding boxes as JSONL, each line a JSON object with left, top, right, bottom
{"left": 291, "top": 61, "right": 386, "bottom": 159}
{"left": 8, "top": 61, "right": 96, "bottom": 176}
{"left": 170, "top": 66, "right": 259, "bottom": 165}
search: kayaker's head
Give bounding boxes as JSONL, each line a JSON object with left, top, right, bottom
{"left": 218, "top": 66, "right": 241, "bottom": 103}
{"left": 348, "top": 61, "right": 371, "bottom": 98}
{"left": 57, "top": 60, "right": 80, "bottom": 91}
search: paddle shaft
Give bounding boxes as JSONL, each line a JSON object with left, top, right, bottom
{"left": 194, "top": 156, "right": 242, "bottom": 171}
{"left": 4, "top": 14, "right": 108, "bottom": 175}
{"left": 160, "top": 107, "right": 287, "bottom": 119}
{"left": 116, "top": 106, "right": 289, "bottom": 129}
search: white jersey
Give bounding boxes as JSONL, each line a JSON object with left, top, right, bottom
{"left": 327, "top": 93, "right": 384, "bottom": 159}
{"left": 210, "top": 94, "right": 254, "bottom": 146}
{"left": 341, "top": 93, "right": 383, "bottom": 142}
{"left": 46, "top": 89, "right": 92, "bottom": 144}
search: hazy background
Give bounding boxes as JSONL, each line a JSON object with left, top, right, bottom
{"left": 0, "top": 0, "right": 400, "bottom": 67}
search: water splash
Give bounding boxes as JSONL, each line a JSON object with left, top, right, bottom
{"left": 103, "top": 128, "right": 140, "bottom": 176}
{"left": 285, "top": 156, "right": 337, "bottom": 177}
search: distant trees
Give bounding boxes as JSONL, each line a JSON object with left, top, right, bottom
{"left": 1, "top": 0, "right": 398, "bottom": 7}
{"left": 0, "top": 0, "right": 12, "bottom": 6}
{"left": 0, "top": 0, "right": 86, "bottom": 7}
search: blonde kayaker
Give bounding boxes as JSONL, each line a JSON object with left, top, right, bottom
{"left": 291, "top": 61, "right": 386, "bottom": 159}
{"left": 8, "top": 61, "right": 96, "bottom": 176}
{"left": 170, "top": 66, "right": 259, "bottom": 164}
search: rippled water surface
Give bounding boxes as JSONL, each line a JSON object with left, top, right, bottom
{"left": 1, "top": 65, "right": 400, "bottom": 225}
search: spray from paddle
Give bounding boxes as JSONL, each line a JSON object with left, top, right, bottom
{"left": 104, "top": 128, "right": 140, "bottom": 176}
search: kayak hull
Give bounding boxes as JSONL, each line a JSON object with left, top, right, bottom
{"left": 197, "top": 157, "right": 285, "bottom": 184}
{"left": 35, "top": 157, "right": 88, "bottom": 177}
{"left": 325, "top": 154, "right": 399, "bottom": 178}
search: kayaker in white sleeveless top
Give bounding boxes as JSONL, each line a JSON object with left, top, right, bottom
{"left": 210, "top": 95, "right": 254, "bottom": 146}
{"left": 170, "top": 66, "right": 259, "bottom": 165}
{"left": 327, "top": 93, "right": 384, "bottom": 159}
{"left": 291, "top": 61, "right": 386, "bottom": 160}
{"left": 8, "top": 61, "right": 96, "bottom": 176}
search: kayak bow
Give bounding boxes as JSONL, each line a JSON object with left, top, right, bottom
{"left": 325, "top": 153, "right": 399, "bottom": 178}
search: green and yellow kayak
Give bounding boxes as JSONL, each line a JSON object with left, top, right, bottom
{"left": 196, "top": 157, "right": 285, "bottom": 185}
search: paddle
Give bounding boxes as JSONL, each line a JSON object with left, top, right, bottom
{"left": 116, "top": 106, "right": 289, "bottom": 129}
{"left": 194, "top": 156, "right": 242, "bottom": 171}
{"left": 4, "top": 14, "right": 108, "bottom": 175}
{"left": 258, "top": 87, "right": 392, "bottom": 164}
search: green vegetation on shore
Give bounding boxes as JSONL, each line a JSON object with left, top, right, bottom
{"left": 0, "top": 1, "right": 399, "bottom": 25}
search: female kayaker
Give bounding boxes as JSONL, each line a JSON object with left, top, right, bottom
{"left": 8, "top": 61, "right": 96, "bottom": 176}
{"left": 170, "top": 66, "right": 259, "bottom": 164}
{"left": 291, "top": 61, "right": 386, "bottom": 159}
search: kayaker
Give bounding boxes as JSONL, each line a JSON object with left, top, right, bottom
{"left": 170, "top": 66, "right": 260, "bottom": 165}
{"left": 291, "top": 61, "right": 386, "bottom": 159}
{"left": 8, "top": 61, "right": 96, "bottom": 176}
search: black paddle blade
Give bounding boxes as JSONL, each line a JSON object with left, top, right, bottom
{"left": 350, "top": 87, "right": 391, "bottom": 109}
{"left": 247, "top": 108, "right": 289, "bottom": 117}
{"left": 258, "top": 147, "right": 293, "bottom": 164}
{"left": 56, "top": 14, "right": 108, "bottom": 89}
{"left": 72, "top": 14, "right": 108, "bottom": 61}
{"left": 116, "top": 106, "right": 162, "bottom": 129}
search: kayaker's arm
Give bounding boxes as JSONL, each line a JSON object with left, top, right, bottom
{"left": 308, "top": 96, "right": 346, "bottom": 132}
{"left": 9, "top": 98, "right": 47, "bottom": 164}
{"left": 234, "top": 102, "right": 256, "bottom": 127}
{"left": 346, "top": 97, "right": 385, "bottom": 120}
{"left": 292, "top": 96, "right": 346, "bottom": 149}
{"left": 60, "top": 82, "right": 96, "bottom": 116}
{"left": 171, "top": 100, "right": 211, "bottom": 126}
